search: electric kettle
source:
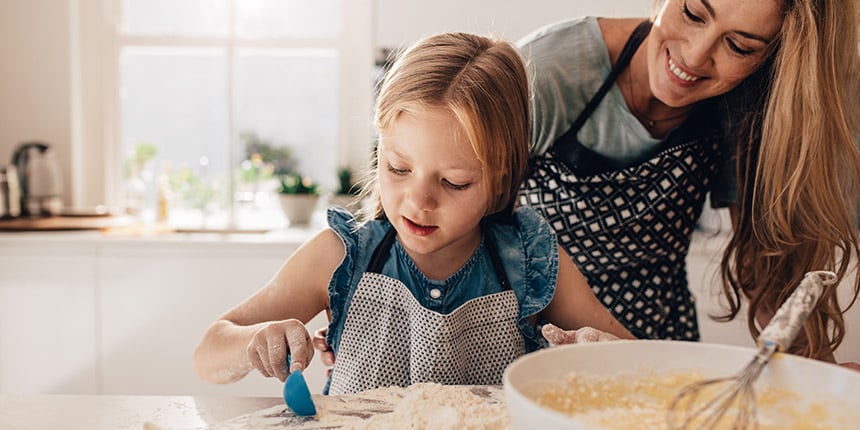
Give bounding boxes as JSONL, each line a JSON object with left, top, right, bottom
{"left": 11, "top": 141, "right": 63, "bottom": 217}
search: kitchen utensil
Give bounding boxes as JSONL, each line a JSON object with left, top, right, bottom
{"left": 11, "top": 141, "right": 63, "bottom": 216}
{"left": 503, "top": 336, "right": 860, "bottom": 429}
{"left": 283, "top": 368, "right": 317, "bottom": 416}
{"left": 666, "top": 270, "right": 837, "bottom": 430}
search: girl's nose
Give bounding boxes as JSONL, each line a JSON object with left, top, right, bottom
{"left": 407, "top": 180, "right": 437, "bottom": 211}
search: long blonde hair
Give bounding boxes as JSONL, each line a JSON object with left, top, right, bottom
{"left": 721, "top": 0, "right": 860, "bottom": 359}
{"left": 358, "top": 32, "right": 531, "bottom": 221}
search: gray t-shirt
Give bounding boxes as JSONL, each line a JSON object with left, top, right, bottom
{"left": 517, "top": 16, "right": 737, "bottom": 206}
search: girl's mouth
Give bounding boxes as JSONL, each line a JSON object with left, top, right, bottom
{"left": 403, "top": 217, "right": 438, "bottom": 236}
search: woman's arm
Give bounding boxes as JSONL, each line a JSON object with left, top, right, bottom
{"left": 192, "top": 228, "right": 344, "bottom": 383}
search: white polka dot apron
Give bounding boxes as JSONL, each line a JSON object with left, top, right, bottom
{"left": 518, "top": 21, "right": 723, "bottom": 340}
{"left": 327, "top": 228, "right": 525, "bottom": 395}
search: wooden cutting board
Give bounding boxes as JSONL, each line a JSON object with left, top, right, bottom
{"left": 0, "top": 215, "right": 137, "bottom": 231}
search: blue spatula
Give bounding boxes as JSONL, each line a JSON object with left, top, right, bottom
{"left": 283, "top": 357, "right": 316, "bottom": 416}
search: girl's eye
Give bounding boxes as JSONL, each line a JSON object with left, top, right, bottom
{"left": 443, "top": 179, "right": 469, "bottom": 191}
{"left": 726, "top": 39, "right": 754, "bottom": 56}
{"left": 387, "top": 163, "right": 408, "bottom": 175}
{"left": 683, "top": 2, "right": 704, "bottom": 23}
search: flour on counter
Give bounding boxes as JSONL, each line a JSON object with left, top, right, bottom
{"left": 209, "top": 383, "right": 509, "bottom": 429}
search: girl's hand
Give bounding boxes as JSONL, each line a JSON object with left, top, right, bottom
{"left": 541, "top": 323, "right": 620, "bottom": 346}
{"left": 246, "top": 319, "right": 312, "bottom": 382}
{"left": 312, "top": 326, "right": 335, "bottom": 367}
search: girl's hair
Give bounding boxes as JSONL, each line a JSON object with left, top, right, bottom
{"left": 720, "top": 0, "right": 860, "bottom": 359}
{"left": 355, "top": 32, "right": 531, "bottom": 221}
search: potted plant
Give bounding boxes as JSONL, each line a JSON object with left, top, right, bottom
{"left": 328, "top": 167, "right": 363, "bottom": 213}
{"left": 235, "top": 132, "right": 296, "bottom": 203}
{"left": 278, "top": 173, "right": 320, "bottom": 225}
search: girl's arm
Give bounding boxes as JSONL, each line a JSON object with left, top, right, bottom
{"left": 540, "top": 244, "right": 635, "bottom": 340}
{"left": 192, "top": 228, "right": 344, "bottom": 383}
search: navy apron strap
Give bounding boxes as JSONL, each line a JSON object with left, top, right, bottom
{"left": 553, "top": 20, "right": 652, "bottom": 175}
{"left": 366, "top": 227, "right": 397, "bottom": 274}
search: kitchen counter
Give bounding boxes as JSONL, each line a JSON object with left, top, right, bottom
{"left": 0, "top": 395, "right": 284, "bottom": 430}
{"left": 0, "top": 384, "right": 508, "bottom": 429}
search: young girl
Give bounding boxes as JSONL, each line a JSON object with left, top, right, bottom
{"left": 192, "top": 32, "right": 633, "bottom": 395}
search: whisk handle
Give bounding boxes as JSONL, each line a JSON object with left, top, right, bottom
{"left": 757, "top": 271, "right": 837, "bottom": 351}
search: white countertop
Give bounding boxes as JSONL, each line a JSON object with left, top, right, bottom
{"left": 0, "top": 395, "right": 283, "bottom": 430}
{"left": 1, "top": 385, "right": 507, "bottom": 430}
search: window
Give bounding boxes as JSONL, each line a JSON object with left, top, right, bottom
{"left": 102, "top": 0, "right": 373, "bottom": 230}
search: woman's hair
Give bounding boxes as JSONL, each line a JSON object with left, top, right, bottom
{"left": 355, "top": 32, "right": 531, "bottom": 221}
{"left": 720, "top": 0, "right": 860, "bottom": 359}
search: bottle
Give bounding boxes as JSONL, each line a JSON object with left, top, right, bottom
{"left": 156, "top": 162, "right": 172, "bottom": 224}
{"left": 123, "top": 163, "right": 147, "bottom": 218}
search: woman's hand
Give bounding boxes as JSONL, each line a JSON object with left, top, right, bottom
{"left": 541, "top": 323, "right": 621, "bottom": 346}
{"left": 839, "top": 362, "right": 860, "bottom": 372}
{"left": 246, "top": 319, "right": 313, "bottom": 382}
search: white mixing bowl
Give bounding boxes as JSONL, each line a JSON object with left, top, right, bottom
{"left": 503, "top": 340, "right": 860, "bottom": 429}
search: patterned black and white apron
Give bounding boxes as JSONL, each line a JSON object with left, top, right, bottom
{"left": 328, "top": 228, "right": 525, "bottom": 395}
{"left": 518, "top": 21, "right": 723, "bottom": 340}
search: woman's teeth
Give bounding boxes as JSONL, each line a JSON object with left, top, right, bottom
{"left": 669, "top": 58, "right": 699, "bottom": 82}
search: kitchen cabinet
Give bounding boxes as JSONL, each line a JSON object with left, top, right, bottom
{"left": 0, "top": 241, "right": 99, "bottom": 394}
{"left": 0, "top": 230, "right": 330, "bottom": 397}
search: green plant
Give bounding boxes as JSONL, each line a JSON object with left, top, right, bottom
{"left": 336, "top": 167, "right": 361, "bottom": 195}
{"left": 237, "top": 153, "right": 275, "bottom": 184}
{"left": 168, "top": 164, "right": 222, "bottom": 209}
{"left": 240, "top": 132, "right": 297, "bottom": 175}
{"left": 124, "top": 142, "right": 158, "bottom": 177}
{"left": 279, "top": 173, "right": 319, "bottom": 195}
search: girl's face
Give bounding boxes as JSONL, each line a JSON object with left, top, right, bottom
{"left": 377, "top": 106, "right": 488, "bottom": 262}
{"left": 648, "top": 0, "right": 783, "bottom": 107}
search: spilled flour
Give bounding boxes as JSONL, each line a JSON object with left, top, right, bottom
{"left": 209, "top": 383, "right": 508, "bottom": 430}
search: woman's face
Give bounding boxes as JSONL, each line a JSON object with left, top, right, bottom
{"left": 648, "top": 0, "right": 784, "bottom": 107}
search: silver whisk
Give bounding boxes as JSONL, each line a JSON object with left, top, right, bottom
{"left": 666, "top": 270, "right": 838, "bottom": 430}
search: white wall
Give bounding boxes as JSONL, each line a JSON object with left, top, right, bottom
{"left": 0, "top": 0, "right": 74, "bottom": 207}
{"left": 375, "top": 0, "right": 649, "bottom": 49}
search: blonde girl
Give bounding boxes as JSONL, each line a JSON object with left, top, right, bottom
{"left": 193, "top": 32, "right": 633, "bottom": 395}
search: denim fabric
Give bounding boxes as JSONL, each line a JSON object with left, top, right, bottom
{"left": 324, "top": 206, "right": 557, "bottom": 359}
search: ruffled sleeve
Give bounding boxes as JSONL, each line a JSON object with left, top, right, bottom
{"left": 326, "top": 207, "right": 360, "bottom": 300}
{"left": 324, "top": 207, "right": 390, "bottom": 351}
{"left": 324, "top": 207, "right": 362, "bottom": 351}
{"left": 487, "top": 206, "right": 558, "bottom": 350}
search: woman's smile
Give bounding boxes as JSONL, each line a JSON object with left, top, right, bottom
{"left": 666, "top": 54, "right": 702, "bottom": 87}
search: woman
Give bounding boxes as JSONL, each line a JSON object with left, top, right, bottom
{"left": 517, "top": 0, "right": 860, "bottom": 364}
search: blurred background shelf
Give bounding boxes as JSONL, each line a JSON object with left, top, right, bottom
{"left": 0, "top": 215, "right": 137, "bottom": 231}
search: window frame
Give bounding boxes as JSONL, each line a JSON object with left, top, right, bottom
{"left": 74, "top": 0, "right": 374, "bottom": 225}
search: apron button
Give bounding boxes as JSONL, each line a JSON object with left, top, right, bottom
{"left": 429, "top": 288, "right": 442, "bottom": 299}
